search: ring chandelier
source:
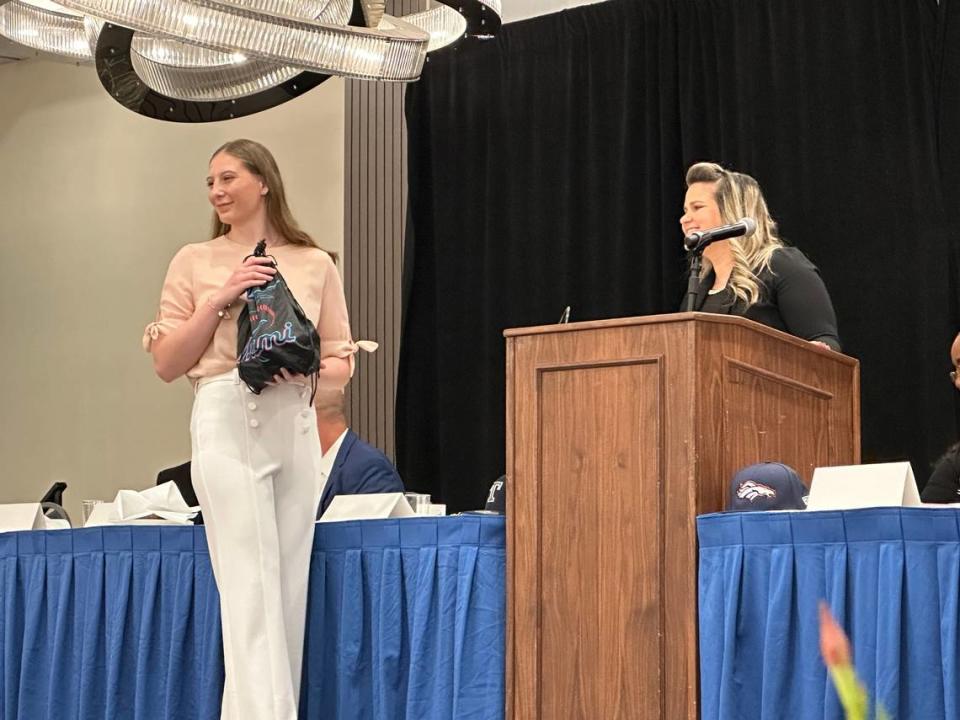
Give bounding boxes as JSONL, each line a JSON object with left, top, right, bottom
{"left": 0, "top": 0, "right": 500, "bottom": 121}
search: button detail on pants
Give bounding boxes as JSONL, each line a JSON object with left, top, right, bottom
{"left": 248, "top": 402, "right": 257, "bottom": 411}
{"left": 249, "top": 419, "right": 260, "bottom": 428}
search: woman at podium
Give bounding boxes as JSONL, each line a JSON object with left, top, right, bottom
{"left": 679, "top": 161, "right": 841, "bottom": 351}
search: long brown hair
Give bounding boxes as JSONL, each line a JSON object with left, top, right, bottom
{"left": 209, "top": 139, "right": 337, "bottom": 263}
{"left": 686, "top": 161, "right": 783, "bottom": 307}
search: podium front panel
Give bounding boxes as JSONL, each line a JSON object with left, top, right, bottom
{"left": 537, "top": 359, "right": 663, "bottom": 717}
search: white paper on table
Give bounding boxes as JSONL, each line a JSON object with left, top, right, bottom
{"left": 40, "top": 517, "right": 71, "bottom": 530}
{"left": 106, "top": 482, "right": 200, "bottom": 525}
{"left": 317, "top": 493, "right": 416, "bottom": 523}
{"left": 83, "top": 502, "right": 117, "bottom": 527}
{"left": 0, "top": 503, "right": 43, "bottom": 532}
{"left": 807, "top": 461, "right": 921, "bottom": 510}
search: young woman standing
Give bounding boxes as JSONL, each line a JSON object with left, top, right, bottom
{"left": 144, "top": 139, "right": 358, "bottom": 719}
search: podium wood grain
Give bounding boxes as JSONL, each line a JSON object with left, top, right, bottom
{"left": 504, "top": 313, "right": 859, "bottom": 720}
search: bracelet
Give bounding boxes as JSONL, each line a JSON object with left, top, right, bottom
{"left": 206, "top": 296, "right": 231, "bottom": 319}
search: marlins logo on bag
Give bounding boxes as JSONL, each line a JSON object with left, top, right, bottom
{"left": 239, "top": 281, "right": 299, "bottom": 364}
{"left": 236, "top": 239, "right": 321, "bottom": 395}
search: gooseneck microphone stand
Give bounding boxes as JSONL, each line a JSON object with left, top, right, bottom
{"left": 683, "top": 240, "right": 706, "bottom": 312}
{"left": 681, "top": 218, "right": 757, "bottom": 311}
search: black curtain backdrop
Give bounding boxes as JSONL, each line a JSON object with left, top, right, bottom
{"left": 397, "top": 0, "right": 960, "bottom": 512}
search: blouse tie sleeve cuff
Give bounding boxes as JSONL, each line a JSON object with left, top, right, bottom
{"left": 320, "top": 338, "right": 379, "bottom": 379}
{"left": 321, "top": 338, "right": 379, "bottom": 358}
{"left": 355, "top": 340, "right": 379, "bottom": 354}
{"left": 142, "top": 319, "right": 181, "bottom": 352}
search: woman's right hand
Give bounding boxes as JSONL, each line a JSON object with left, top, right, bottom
{"left": 211, "top": 256, "right": 277, "bottom": 309}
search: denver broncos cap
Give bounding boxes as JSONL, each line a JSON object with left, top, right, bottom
{"left": 727, "top": 462, "right": 808, "bottom": 512}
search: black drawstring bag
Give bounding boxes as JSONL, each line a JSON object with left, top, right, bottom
{"left": 237, "top": 239, "right": 321, "bottom": 397}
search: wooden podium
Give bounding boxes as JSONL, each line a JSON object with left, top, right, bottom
{"left": 504, "top": 313, "right": 859, "bottom": 720}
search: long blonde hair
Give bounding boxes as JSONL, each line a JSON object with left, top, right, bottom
{"left": 686, "top": 161, "right": 783, "bottom": 307}
{"left": 209, "top": 139, "right": 337, "bottom": 263}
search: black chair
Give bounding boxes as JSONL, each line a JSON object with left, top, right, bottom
{"left": 156, "top": 461, "right": 203, "bottom": 523}
{"left": 39, "top": 481, "right": 71, "bottom": 525}
{"left": 40, "top": 481, "right": 67, "bottom": 507}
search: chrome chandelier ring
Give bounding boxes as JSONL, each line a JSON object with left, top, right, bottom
{"left": 129, "top": 39, "right": 305, "bottom": 103}
{"left": 0, "top": 3, "right": 329, "bottom": 102}
{"left": 57, "top": 0, "right": 430, "bottom": 80}
{"left": 0, "top": 0, "right": 502, "bottom": 122}
{"left": 0, "top": 0, "right": 91, "bottom": 59}
{"left": 96, "top": 22, "right": 330, "bottom": 121}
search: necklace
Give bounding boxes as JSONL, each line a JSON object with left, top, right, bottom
{"left": 225, "top": 232, "right": 285, "bottom": 248}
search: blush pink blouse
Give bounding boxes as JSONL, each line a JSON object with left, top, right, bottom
{"left": 143, "top": 236, "right": 372, "bottom": 386}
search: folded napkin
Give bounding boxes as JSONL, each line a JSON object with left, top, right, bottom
{"left": 107, "top": 481, "right": 200, "bottom": 525}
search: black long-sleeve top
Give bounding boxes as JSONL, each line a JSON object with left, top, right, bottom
{"left": 688, "top": 246, "right": 842, "bottom": 351}
{"left": 921, "top": 444, "right": 960, "bottom": 503}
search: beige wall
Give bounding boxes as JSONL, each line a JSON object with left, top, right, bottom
{"left": 0, "top": 58, "right": 344, "bottom": 524}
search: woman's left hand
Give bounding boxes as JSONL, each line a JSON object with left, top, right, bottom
{"left": 267, "top": 367, "right": 322, "bottom": 385}
{"left": 809, "top": 340, "right": 831, "bottom": 350}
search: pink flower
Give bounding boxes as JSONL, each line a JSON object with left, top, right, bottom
{"left": 819, "top": 601, "right": 852, "bottom": 668}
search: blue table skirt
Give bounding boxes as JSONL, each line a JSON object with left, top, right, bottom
{"left": 698, "top": 508, "right": 960, "bottom": 720}
{"left": 0, "top": 515, "right": 505, "bottom": 720}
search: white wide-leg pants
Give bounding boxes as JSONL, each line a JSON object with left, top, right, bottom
{"left": 190, "top": 370, "right": 324, "bottom": 720}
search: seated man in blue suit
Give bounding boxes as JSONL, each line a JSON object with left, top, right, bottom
{"left": 315, "top": 389, "right": 405, "bottom": 518}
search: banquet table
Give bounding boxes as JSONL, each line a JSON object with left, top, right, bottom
{"left": 0, "top": 514, "right": 505, "bottom": 719}
{"left": 698, "top": 507, "right": 960, "bottom": 720}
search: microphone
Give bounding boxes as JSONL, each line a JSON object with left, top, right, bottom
{"left": 684, "top": 217, "right": 757, "bottom": 252}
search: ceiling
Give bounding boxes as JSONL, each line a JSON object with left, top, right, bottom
{"left": 0, "top": 0, "right": 606, "bottom": 67}
{"left": 0, "top": 34, "right": 81, "bottom": 64}
{"left": 0, "top": 36, "right": 30, "bottom": 63}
